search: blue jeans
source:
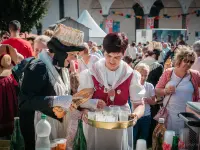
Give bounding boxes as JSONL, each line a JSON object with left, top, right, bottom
{"left": 133, "top": 115, "right": 151, "bottom": 146}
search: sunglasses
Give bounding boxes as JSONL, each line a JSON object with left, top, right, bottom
{"left": 183, "top": 59, "right": 195, "bottom": 64}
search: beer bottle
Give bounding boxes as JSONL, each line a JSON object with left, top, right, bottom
{"left": 10, "top": 117, "right": 25, "bottom": 150}
{"left": 172, "top": 136, "right": 179, "bottom": 150}
{"left": 73, "top": 119, "right": 87, "bottom": 150}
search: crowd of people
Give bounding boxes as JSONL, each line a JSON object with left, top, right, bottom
{"left": 0, "top": 20, "right": 200, "bottom": 150}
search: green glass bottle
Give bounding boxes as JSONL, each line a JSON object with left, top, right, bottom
{"left": 73, "top": 119, "right": 87, "bottom": 150}
{"left": 10, "top": 117, "right": 25, "bottom": 150}
{"left": 172, "top": 136, "right": 179, "bottom": 150}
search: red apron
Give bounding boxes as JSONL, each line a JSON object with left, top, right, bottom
{"left": 92, "top": 74, "right": 133, "bottom": 106}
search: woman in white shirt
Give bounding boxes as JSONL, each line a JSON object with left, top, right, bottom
{"left": 124, "top": 42, "right": 138, "bottom": 60}
{"left": 134, "top": 63, "right": 156, "bottom": 147}
{"left": 78, "top": 33, "right": 145, "bottom": 150}
{"left": 78, "top": 42, "right": 100, "bottom": 73}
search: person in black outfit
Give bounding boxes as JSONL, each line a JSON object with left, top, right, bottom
{"left": 16, "top": 27, "right": 85, "bottom": 150}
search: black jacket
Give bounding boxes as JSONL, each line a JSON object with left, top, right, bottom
{"left": 18, "top": 59, "right": 61, "bottom": 150}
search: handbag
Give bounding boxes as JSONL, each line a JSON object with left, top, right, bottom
{"left": 154, "top": 72, "right": 186, "bottom": 123}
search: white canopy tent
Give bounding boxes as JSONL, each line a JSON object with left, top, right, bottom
{"left": 77, "top": 10, "right": 106, "bottom": 45}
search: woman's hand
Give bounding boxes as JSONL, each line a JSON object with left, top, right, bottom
{"left": 165, "top": 85, "right": 176, "bottom": 95}
{"left": 129, "top": 113, "right": 138, "bottom": 125}
{"left": 143, "top": 97, "right": 152, "bottom": 104}
{"left": 143, "top": 96, "right": 156, "bottom": 105}
{"left": 82, "top": 109, "right": 89, "bottom": 124}
{"left": 97, "top": 99, "right": 106, "bottom": 109}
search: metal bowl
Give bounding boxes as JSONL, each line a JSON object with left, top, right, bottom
{"left": 86, "top": 115, "right": 137, "bottom": 129}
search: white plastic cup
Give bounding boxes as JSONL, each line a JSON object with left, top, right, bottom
{"left": 164, "top": 130, "right": 175, "bottom": 145}
{"left": 109, "top": 105, "right": 121, "bottom": 112}
{"left": 119, "top": 111, "right": 129, "bottom": 121}
{"left": 95, "top": 111, "right": 105, "bottom": 121}
{"left": 136, "top": 139, "right": 147, "bottom": 150}
{"left": 87, "top": 112, "right": 95, "bottom": 120}
{"left": 54, "top": 138, "right": 67, "bottom": 150}
{"left": 109, "top": 105, "right": 121, "bottom": 121}
{"left": 179, "top": 128, "right": 189, "bottom": 149}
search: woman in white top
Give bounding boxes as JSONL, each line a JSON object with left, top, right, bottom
{"left": 78, "top": 42, "right": 100, "bottom": 73}
{"left": 134, "top": 63, "right": 156, "bottom": 146}
{"left": 78, "top": 33, "right": 145, "bottom": 150}
{"left": 156, "top": 46, "right": 200, "bottom": 134}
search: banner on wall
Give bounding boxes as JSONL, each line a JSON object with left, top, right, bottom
{"left": 105, "top": 19, "right": 113, "bottom": 33}
{"left": 113, "top": 21, "right": 120, "bottom": 32}
{"left": 147, "top": 18, "right": 154, "bottom": 29}
{"left": 100, "top": 21, "right": 120, "bottom": 33}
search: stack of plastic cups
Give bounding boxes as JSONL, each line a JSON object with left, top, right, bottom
{"left": 136, "top": 139, "right": 147, "bottom": 150}
{"left": 164, "top": 130, "right": 176, "bottom": 146}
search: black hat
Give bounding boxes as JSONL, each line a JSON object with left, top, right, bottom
{"left": 47, "top": 24, "right": 86, "bottom": 67}
{"left": 47, "top": 37, "right": 85, "bottom": 53}
{"left": 47, "top": 38, "right": 85, "bottom": 67}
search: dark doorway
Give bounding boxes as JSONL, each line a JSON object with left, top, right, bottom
{"left": 132, "top": 1, "right": 164, "bottom": 29}
{"left": 149, "top": 0, "right": 164, "bottom": 28}
{"left": 132, "top": 3, "right": 144, "bottom": 30}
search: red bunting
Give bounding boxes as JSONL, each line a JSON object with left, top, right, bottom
{"left": 99, "top": 9, "right": 200, "bottom": 19}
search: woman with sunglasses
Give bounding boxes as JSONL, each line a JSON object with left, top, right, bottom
{"left": 155, "top": 46, "right": 200, "bottom": 134}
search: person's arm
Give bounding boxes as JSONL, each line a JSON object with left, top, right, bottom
{"left": 146, "top": 96, "right": 156, "bottom": 105}
{"left": 132, "top": 103, "right": 145, "bottom": 119}
{"left": 19, "top": 61, "right": 72, "bottom": 118}
{"left": 19, "top": 61, "right": 55, "bottom": 114}
{"left": 155, "top": 88, "right": 166, "bottom": 97}
{"left": 78, "top": 69, "right": 105, "bottom": 110}
{"left": 129, "top": 70, "right": 145, "bottom": 119}
{"left": 155, "top": 69, "right": 175, "bottom": 97}
{"left": 69, "top": 60, "right": 76, "bottom": 73}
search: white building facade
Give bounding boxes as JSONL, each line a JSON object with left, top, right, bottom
{"left": 35, "top": 0, "right": 200, "bottom": 45}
